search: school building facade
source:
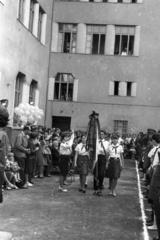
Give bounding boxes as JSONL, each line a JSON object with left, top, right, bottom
{"left": 46, "top": 0, "right": 160, "bottom": 134}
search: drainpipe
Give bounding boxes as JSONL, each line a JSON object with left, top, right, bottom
{"left": 44, "top": 0, "right": 55, "bottom": 127}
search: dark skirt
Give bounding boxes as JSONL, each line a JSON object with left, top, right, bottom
{"left": 77, "top": 155, "right": 89, "bottom": 176}
{"left": 148, "top": 165, "right": 160, "bottom": 202}
{"left": 59, "top": 155, "right": 70, "bottom": 176}
{"left": 25, "top": 156, "right": 34, "bottom": 174}
{"left": 37, "top": 146, "right": 45, "bottom": 167}
{"left": 107, "top": 158, "right": 121, "bottom": 179}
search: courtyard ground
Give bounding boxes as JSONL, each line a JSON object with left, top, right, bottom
{"left": 0, "top": 159, "right": 155, "bottom": 240}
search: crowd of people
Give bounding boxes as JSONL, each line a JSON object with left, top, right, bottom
{"left": 0, "top": 103, "right": 160, "bottom": 240}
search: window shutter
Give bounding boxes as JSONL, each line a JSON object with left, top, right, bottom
{"left": 80, "top": 0, "right": 89, "bottom": 2}
{"left": 35, "top": 89, "right": 39, "bottom": 106}
{"left": 73, "top": 79, "right": 79, "bottom": 102}
{"left": 23, "top": 0, "right": 30, "bottom": 29}
{"left": 105, "top": 25, "right": 115, "bottom": 55}
{"left": 109, "top": 81, "right": 115, "bottom": 95}
{"left": 32, "top": 3, "right": 39, "bottom": 37}
{"left": 51, "top": 23, "right": 59, "bottom": 52}
{"left": 133, "top": 26, "right": 141, "bottom": 56}
{"left": 22, "top": 84, "right": 30, "bottom": 104}
{"left": 76, "top": 24, "right": 87, "bottom": 54}
{"left": 119, "top": 82, "right": 127, "bottom": 96}
{"left": 131, "top": 82, "right": 137, "bottom": 97}
{"left": 137, "top": 0, "right": 143, "bottom": 3}
{"left": 40, "top": 13, "right": 47, "bottom": 45}
{"left": 48, "top": 78, "right": 55, "bottom": 101}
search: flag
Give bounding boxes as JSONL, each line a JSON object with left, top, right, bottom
{"left": 86, "top": 111, "right": 101, "bottom": 176}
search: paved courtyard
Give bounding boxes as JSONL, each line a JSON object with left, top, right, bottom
{"left": 0, "top": 160, "right": 148, "bottom": 240}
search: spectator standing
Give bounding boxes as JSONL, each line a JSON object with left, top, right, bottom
{"left": 0, "top": 106, "right": 9, "bottom": 202}
{"left": 14, "top": 126, "right": 31, "bottom": 188}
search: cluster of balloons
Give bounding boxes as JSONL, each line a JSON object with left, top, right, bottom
{"left": 14, "top": 103, "right": 44, "bottom": 125}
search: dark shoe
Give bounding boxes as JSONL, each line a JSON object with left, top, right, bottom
{"left": 85, "top": 184, "right": 87, "bottom": 189}
{"left": 63, "top": 182, "right": 69, "bottom": 186}
{"left": 153, "top": 237, "right": 159, "bottom": 240}
{"left": 21, "top": 185, "right": 28, "bottom": 189}
{"left": 93, "top": 191, "right": 98, "bottom": 195}
{"left": 38, "top": 175, "right": 44, "bottom": 179}
{"left": 44, "top": 174, "right": 51, "bottom": 177}
{"left": 79, "top": 189, "right": 83, "bottom": 192}
{"left": 97, "top": 191, "right": 102, "bottom": 196}
{"left": 83, "top": 190, "right": 86, "bottom": 193}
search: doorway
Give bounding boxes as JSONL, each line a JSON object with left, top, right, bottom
{"left": 52, "top": 116, "right": 71, "bottom": 131}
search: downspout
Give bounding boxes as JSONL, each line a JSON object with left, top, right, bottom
{"left": 44, "top": 0, "right": 54, "bottom": 127}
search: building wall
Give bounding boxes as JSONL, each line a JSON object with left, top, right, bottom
{"left": 0, "top": 0, "right": 53, "bottom": 125}
{"left": 46, "top": 0, "right": 160, "bottom": 133}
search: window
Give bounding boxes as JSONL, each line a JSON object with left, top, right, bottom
{"left": 54, "top": 73, "right": 74, "bottom": 101}
{"left": 29, "top": 0, "right": 35, "bottom": 32}
{"left": 109, "top": 81, "right": 137, "bottom": 97}
{"left": 37, "top": 7, "right": 44, "bottom": 41}
{"left": 132, "top": 0, "right": 137, "bottom": 2}
{"left": 57, "top": 24, "right": 77, "bottom": 53}
{"left": 114, "top": 26, "right": 135, "bottom": 56}
{"left": 114, "top": 120, "right": 128, "bottom": 134}
{"left": 29, "top": 80, "right": 38, "bottom": 105}
{"left": 86, "top": 25, "right": 106, "bottom": 54}
{"left": 14, "top": 72, "right": 25, "bottom": 108}
{"left": 118, "top": 0, "right": 123, "bottom": 2}
{"left": 18, "top": 0, "right": 24, "bottom": 22}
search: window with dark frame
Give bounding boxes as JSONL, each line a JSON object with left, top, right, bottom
{"left": 29, "top": 80, "right": 38, "bottom": 105}
{"left": 18, "top": 0, "right": 24, "bottom": 22}
{"left": 57, "top": 24, "right": 77, "bottom": 53}
{"left": 29, "top": 0, "right": 35, "bottom": 32}
{"left": 54, "top": 73, "right": 74, "bottom": 101}
{"left": 114, "top": 120, "right": 128, "bottom": 134}
{"left": 86, "top": 25, "right": 106, "bottom": 55}
{"left": 38, "top": 7, "right": 44, "bottom": 41}
{"left": 14, "top": 72, "right": 25, "bottom": 108}
{"left": 114, "top": 26, "right": 135, "bottom": 56}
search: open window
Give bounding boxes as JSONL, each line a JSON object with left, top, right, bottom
{"left": 58, "top": 24, "right": 77, "bottom": 53}
{"left": 54, "top": 73, "right": 74, "bottom": 101}
{"left": 114, "top": 26, "right": 135, "bottom": 56}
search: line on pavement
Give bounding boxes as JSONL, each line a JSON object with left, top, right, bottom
{"left": 135, "top": 161, "right": 150, "bottom": 240}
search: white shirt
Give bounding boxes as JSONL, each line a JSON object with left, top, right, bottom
{"left": 75, "top": 143, "right": 89, "bottom": 156}
{"left": 108, "top": 143, "right": 123, "bottom": 159}
{"left": 60, "top": 133, "right": 74, "bottom": 155}
{"left": 148, "top": 146, "right": 160, "bottom": 167}
{"left": 98, "top": 139, "right": 110, "bottom": 155}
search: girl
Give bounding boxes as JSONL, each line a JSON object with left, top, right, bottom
{"left": 74, "top": 135, "right": 90, "bottom": 193}
{"left": 59, "top": 130, "right": 74, "bottom": 192}
{"left": 107, "top": 134, "right": 124, "bottom": 197}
